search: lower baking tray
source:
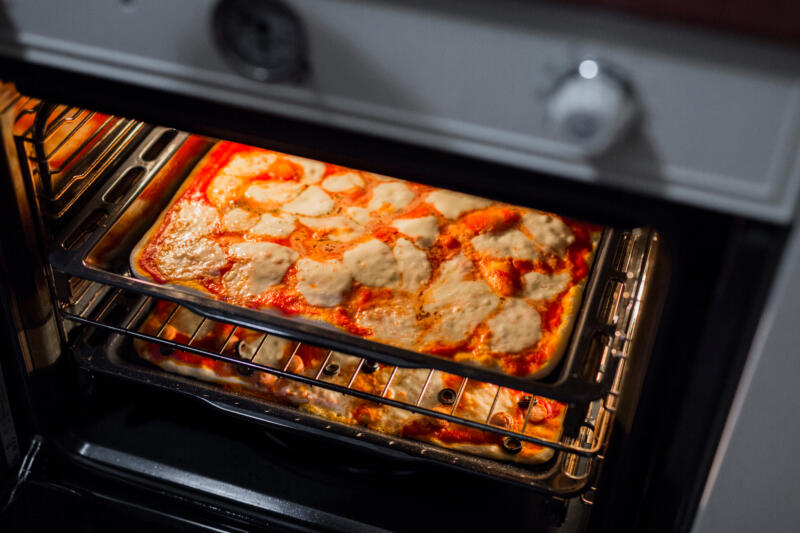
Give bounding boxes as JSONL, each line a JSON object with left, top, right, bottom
{"left": 70, "top": 325, "right": 602, "bottom": 497}
{"left": 49, "top": 129, "right": 652, "bottom": 401}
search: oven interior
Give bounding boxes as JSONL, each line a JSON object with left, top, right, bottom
{"left": 0, "top": 84, "right": 782, "bottom": 531}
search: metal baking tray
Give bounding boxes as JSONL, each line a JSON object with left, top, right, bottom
{"left": 48, "top": 128, "right": 656, "bottom": 401}
{"left": 67, "top": 313, "right": 605, "bottom": 497}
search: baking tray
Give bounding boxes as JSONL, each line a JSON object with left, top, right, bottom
{"left": 68, "top": 315, "right": 603, "bottom": 497}
{"left": 49, "top": 129, "right": 653, "bottom": 401}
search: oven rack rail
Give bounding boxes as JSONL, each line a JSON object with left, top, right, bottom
{"left": 60, "top": 280, "right": 622, "bottom": 460}
{"left": 18, "top": 99, "right": 147, "bottom": 219}
{"left": 45, "top": 124, "right": 655, "bottom": 401}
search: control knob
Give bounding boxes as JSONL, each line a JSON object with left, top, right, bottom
{"left": 547, "top": 60, "right": 637, "bottom": 157}
{"left": 213, "top": 0, "right": 308, "bottom": 83}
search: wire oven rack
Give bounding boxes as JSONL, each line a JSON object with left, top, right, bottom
{"left": 44, "top": 122, "right": 658, "bottom": 401}
{"left": 60, "top": 277, "right": 625, "bottom": 495}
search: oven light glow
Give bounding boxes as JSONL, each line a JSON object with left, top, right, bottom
{"left": 578, "top": 59, "right": 599, "bottom": 79}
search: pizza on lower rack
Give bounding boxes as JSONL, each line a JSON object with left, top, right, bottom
{"left": 133, "top": 302, "right": 567, "bottom": 464}
{"left": 132, "top": 141, "right": 602, "bottom": 380}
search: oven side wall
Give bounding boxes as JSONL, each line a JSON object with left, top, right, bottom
{"left": 691, "top": 222, "right": 800, "bottom": 532}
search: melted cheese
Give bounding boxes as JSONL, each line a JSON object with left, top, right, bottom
{"left": 342, "top": 239, "right": 399, "bottom": 287}
{"left": 282, "top": 185, "right": 334, "bottom": 216}
{"left": 392, "top": 238, "right": 431, "bottom": 292}
{"left": 471, "top": 229, "right": 538, "bottom": 260}
{"left": 356, "top": 299, "right": 419, "bottom": 348}
{"left": 423, "top": 255, "right": 499, "bottom": 343}
{"left": 296, "top": 258, "right": 352, "bottom": 306}
{"left": 487, "top": 299, "right": 542, "bottom": 353}
{"left": 522, "top": 271, "right": 571, "bottom": 300}
{"left": 155, "top": 237, "right": 227, "bottom": 280}
{"left": 284, "top": 154, "right": 326, "bottom": 184}
{"left": 244, "top": 182, "right": 304, "bottom": 205}
{"left": 223, "top": 242, "right": 298, "bottom": 298}
{"left": 345, "top": 206, "right": 371, "bottom": 225}
{"left": 207, "top": 174, "right": 245, "bottom": 207}
{"left": 249, "top": 213, "right": 296, "bottom": 237}
{"left": 298, "top": 216, "right": 365, "bottom": 242}
{"left": 522, "top": 213, "right": 575, "bottom": 254}
{"left": 427, "top": 190, "right": 491, "bottom": 219}
{"left": 367, "top": 182, "right": 415, "bottom": 212}
{"left": 321, "top": 172, "right": 364, "bottom": 192}
{"left": 222, "top": 208, "right": 258, "bottom": 232}
{"left": 391, "top": 216, "right": 439, "bottom": 248}
{"left": 170, "top": 202, "right": 219, "bottom": 235}
{"left": 221, "top": 151, "right": 276, "bottom": 178}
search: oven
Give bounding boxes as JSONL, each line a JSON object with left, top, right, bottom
{"left": 0, "top": 1, "right": 796, "bottom": 532}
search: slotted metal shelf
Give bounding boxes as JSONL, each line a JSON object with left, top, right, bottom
{"left": 15, "top": 99, "right": 147, "bottom": 218}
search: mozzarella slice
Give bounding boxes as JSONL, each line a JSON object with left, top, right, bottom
{"left": 522, "top": 213, "right": 575, "bottom": 254}
{"left": 393, "top": 238, "right": 431, "bottom": 292}
{"left": 367, "top": 182, "right": 415, "bottom": 212}
{"left": 342, "top": 239, "right": 399, "bottom": 287}
{"left": 244, "top": 182, "right": 304, "bottom": 205}
{"left": 222, "top": 208, "right": 258, "bottom": 232}
{"left": 356, "top": 300, "right": 419, "bottom": 349}
{"left": 487, "top": 299, "right": 542, "bottom": 353}
{"left": 522, "top": 271, "right": 571, "bottom": 300}
{"left": 282, "top": 186, "right": 334, "bottom": 216}
{"left": 345, "top": 206, "right": 371, "bottom": 225}
{"left": 298, "top": 216, "right": 365, "bottom": 242}
{"left": 207, "top": 174, "right": 245, "bottom": 207}
{"left": 427, "top": 190, "right": 491, "bottom": 219}
{"left": 296, "top": 258, "right": 353, "bottom": 306}
{"left": 423, "top": 255, "right": 499, "bottom": 343}
{"left": 221, "top": 151, "right": 276, "bottom": 178}
{"left": 169, "top": 202, "right": 220, "bottom": 236}
{"left": 471, "top": 229, "right": 538, "bottom": 260}
{"left": 223, "top": 242, "right": 298, "bottom": 297}
{"left": 322, "top": 172, "right": 365, "bottom": 192}
{"left": 155, "top": 237, "right": 227, "bottom": 280}
{"left": 391, "top": 216, "right": 439, "bottom": 248}
{"left": 284, "top": 155, "right": 326, "bottom": 184}
{"left": 249, "top": 213, "right": 296, "bottom": 237}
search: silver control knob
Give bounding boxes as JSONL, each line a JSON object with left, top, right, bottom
{"left": 547, "top": 60, "right": 636, "bottom": 157}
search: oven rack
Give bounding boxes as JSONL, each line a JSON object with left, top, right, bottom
{"left": 60, "top": 279, "right": 624, "bottom": 495}
{"left": 45, "top": 126, "right": 657, "bottom": 401}
{"left": 18, "top": 100, "right": 147, "bottom": 219}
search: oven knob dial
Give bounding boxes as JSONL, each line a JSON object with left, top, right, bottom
{"left": 547, "top": 60, "right": 637, "bottom": 157}
{"left": 213, "top": 0, "right": 308, "bottom": 83}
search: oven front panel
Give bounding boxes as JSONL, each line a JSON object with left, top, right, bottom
{"left": 1, "top": 0, "right": 800, "bottom": 222}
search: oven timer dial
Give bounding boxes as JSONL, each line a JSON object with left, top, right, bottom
{"left": 546, "top": 60, "right": 637, "bottom": 157}
{"left": 213, "top": 0, "right": 308, "bottom": 83}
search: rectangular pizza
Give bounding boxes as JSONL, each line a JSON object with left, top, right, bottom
{"left": 132, "top": 141, "right": 602, "bottom": 379}
{"left": 133, "top": 301, "right": 567, "bottom": 464}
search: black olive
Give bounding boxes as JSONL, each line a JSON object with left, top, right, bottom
{"left": 362, "top": 359, "right": 380, "bottom": 374}
{"left": 502, "top": 437, "right": 523, "bottom": 455}
{"left": 518, "top": 395, "right": 538, "bottom": 410}
{"left": 323, "top": 362, "right": 340, "bottom": 376}
{"left": 438, "top": 388, "right": 457, "bottom": 405}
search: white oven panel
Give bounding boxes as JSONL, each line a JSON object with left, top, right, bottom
{"left": 2, "top": 0, "right": 800, "bottom": 222}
